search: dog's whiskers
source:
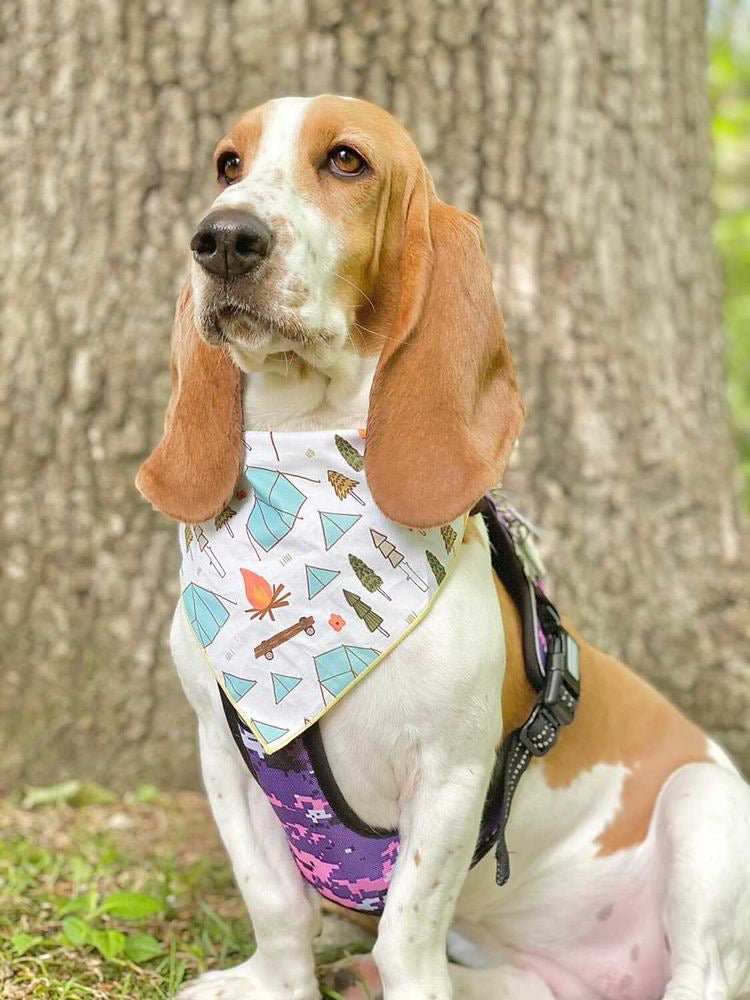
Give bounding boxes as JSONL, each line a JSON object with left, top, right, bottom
{"left": 352, "top": 321, "right": 405, "bottom": 347}
{"left": 333, "top": 270, "right": 376, "bottom": 313}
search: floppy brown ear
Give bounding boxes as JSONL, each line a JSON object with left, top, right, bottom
{"left": 365, "top": 194, "right": 524, "bottom": 528}
{"left": 136, "top": 284, "right": 243, "bottom": 523}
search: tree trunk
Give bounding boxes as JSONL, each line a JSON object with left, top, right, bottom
{"left": 1, "top": 0, "right": 747, "bottom": 790}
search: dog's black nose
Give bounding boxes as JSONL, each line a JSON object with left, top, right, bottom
{"left": 190, "top": 209, "right": 272, "bottom": 278}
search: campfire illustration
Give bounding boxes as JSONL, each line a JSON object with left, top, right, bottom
{"left": 241, "top": 568, "right": 291, "bottom": 622}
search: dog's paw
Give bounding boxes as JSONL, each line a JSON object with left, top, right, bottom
{"left": 318, "top": 956, "right": 382, "bottom": 1000}
{"left": 176, "top": 967, "right": 257, "bottom": 1000}
{"left": 177, "top": 959, "right": 319, "bottom": 1000}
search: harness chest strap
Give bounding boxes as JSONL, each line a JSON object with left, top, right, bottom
{"left": 470, "top": 496, "right": 581, "bottom": 886}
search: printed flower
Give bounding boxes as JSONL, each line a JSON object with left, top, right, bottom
{"left": 235, "top": 489, "right": 248, "bottom": 501}
{"left": 328, "top": 613, "right": 346, "bottom": 632}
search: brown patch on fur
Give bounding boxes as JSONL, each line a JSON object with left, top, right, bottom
{"left": 213, "top": 111, "right": 265, "bottom": 187}
{"left": 495, "top": 578, "right": 537, "bottom": 737}
{"left": 546, "top": 621, "right": 711, "bottom": 855}
{"left": 363, "top": 194, "right": 524, "bottom": 528}
{"left": 494, "top": 577, "right": 711, "bottom": 856}
{"left": 135, "top": 285, "right": 243, "bottom": 523}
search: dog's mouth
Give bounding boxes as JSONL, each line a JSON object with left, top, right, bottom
{"left": 192, "top": 266, "right": 347, "bottom": 374}
{"left": 198, "top": 295, "right": 311, "bottom": 350}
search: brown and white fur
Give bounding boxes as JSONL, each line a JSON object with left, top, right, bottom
{"left": 137, "top": 96, "right": 750, "bottom": 1000}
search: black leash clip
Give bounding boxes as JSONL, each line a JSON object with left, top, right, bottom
{"left": 519, "top": 624, "right": 580, "bottom": 755}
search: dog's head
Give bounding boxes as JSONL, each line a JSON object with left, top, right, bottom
{"left": 136, "top": 96, "right": 524, "bottom": 528}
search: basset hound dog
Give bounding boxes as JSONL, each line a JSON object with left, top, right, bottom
{"left": 137, "top": 96, "right": 750, "bottom": 1000}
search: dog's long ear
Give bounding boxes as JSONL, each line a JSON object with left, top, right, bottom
{"left": 136, "top": 284, "right": 243, "bottom": 523}
{"left": 364, "top": 184, "right": 524, "bottom": 528}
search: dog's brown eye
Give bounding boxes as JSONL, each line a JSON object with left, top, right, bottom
{"left": 218, "top": 152, "right": 242, "bottom": 185}
{"left": 327, "top": 145, "right": 367, "bottom": 177}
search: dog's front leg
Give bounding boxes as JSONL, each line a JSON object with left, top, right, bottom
{"left": 177, "top": 714, "right": 321, "bottom": 1000}
{"left": 372, "top": 756, "right": 494, "bottom": 1000}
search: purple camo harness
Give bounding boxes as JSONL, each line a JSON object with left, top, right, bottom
{"left": 220, "top": 497, "right": 580, "bottom": 913}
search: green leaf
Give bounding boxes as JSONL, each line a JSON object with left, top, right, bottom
{"left": 62, "top": 916, "right": 90, "bottom": 948}
{"left": 134, "top": 783, "right": 160, "bottom": 804}
{"left": 57, "top": 887, "right": 97, "bottom": 918}
{"left": 69, "top": 855, "right": 94, "bottom": 883}
{"left": 69, "top": 781, "right": 119, "bottom": 807}
{"left": 89, "top": 928, "right": 126, "bottom": 961}
{"left": 320, "top": 989, "right": 347, "bottom": 1000}
{"left": 20, "top": 779, "right": 117, "bottom": 809}
{"left": 123, "top": 931, "right": 164, "bottom": 964}
{"left": 11, "top": 932, "right": 43, "bottom": 956}
{"left": 21, "top": 780, "right": 84, "bottom": 809}
{"left": 100, "top": 890, "right": 162, "bottom": 919}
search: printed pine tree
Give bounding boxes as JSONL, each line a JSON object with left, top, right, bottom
{"left": 348, "top": 554, "right": 391, "bottom": 600}
{"left": 215, "top": 505, "right": 237, "bottom": 536}
{"left": 369, "top": 529, "right": 429, "bottom": 592}
{"left": 440, "top": 524, "right": 457, "bottom": 553}
{"left": 426, "top": 549, "right": 446, "bottom": 584}
{"left": 184, "top": 524, "right": 193, "bottom": 551}
{"left": 334, "top": 434, "right": 364, "bottom": 472}
{"left": 327, "top": 470, "right": 365, "bottom": 505}
{"left": 343, "top": 589, "right": 390, "bottom": 637}
{"left": 195, "top": 526, "right": 226, "bottom": 578}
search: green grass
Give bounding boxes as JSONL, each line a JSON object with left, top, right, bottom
{"left": 711, "top": 5, "right": 750, "bottom": 508}
{"left": 0, "top": 785, "right": 374, "bottom": 999}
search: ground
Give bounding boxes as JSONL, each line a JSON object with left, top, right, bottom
{"left": 0, "top": 783, "right": 376, "bottom": 999}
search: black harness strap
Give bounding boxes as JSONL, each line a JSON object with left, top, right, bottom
{"left": 471, "top": 496, "right": 581, "bottom": 885}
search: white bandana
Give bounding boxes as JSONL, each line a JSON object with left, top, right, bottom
{"left": 179, "top": 429, "right": 466, "bottom": 753}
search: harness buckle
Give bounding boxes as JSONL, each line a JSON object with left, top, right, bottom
{"left": 542, "top": 629, "right": 580, "bottom": 727}
{"left": 519, "top": 626, "right": 580, "bottom": 758}
{"left": 519, "top": 702, "right": 560, "bottom": 757}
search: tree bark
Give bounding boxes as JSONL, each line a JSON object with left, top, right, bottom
{"left": 1, "top": 0, "right": 747, "bottom": 790}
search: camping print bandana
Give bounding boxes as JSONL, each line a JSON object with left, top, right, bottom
{"left": 179, "top": 429, "right": 466, "bottom": 753}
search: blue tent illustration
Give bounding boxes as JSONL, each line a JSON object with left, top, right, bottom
{"left": 253, "top": 719, "right": 289, "bottom": 745}
{"left": 318, "top": 511, "right": 361, "bottom": 550}
{"left": 182, "top": 583, "right": 230, "bottom": 647}
{"left": 271, "top": 672, "right": 303, "bottom": 704}
{"left": 223, "top": 673, "right": 256, "bottom": 702}
{"left": 314, "top": 644, "right": 379, "bottom": 699}
{"left": 246, "top": 467, "right": 307, "bottom": 552}
{"left": 305, "top": 564, "right": 340, "bottom": 599}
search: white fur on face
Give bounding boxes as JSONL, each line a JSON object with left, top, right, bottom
{"left": 193, "top": 97, "right": 350, "bottom": 370}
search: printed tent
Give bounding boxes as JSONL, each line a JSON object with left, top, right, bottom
{"left": 223, "top": 673, "right": 256, "bottom": 702}
{"left": 314, "top": 644, "right": 380, "bottom": 700}
{"left": 183, "top": 583, "right": 230, "bottom": 647}
{"left": 246, "top": 467, "right": 306, "bottom": 551}
{"left": 306, "top": 564, "right": 340, "bottom": 599}
{"left": 318, "top": 510, "right": 361, "bottom": 550}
